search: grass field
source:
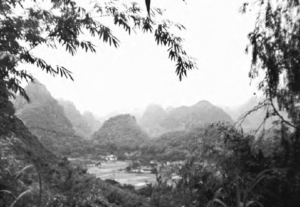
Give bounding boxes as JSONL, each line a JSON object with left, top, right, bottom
{"left": 88, "top": 161, "right": 156, "bottom": 188}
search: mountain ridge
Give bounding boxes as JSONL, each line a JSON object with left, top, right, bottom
{"left": 58, "top": 99, "right": 93, "bottom": 138}
{"left": 139, "top": 100, "right": 234, "bottom": 137}
{"left": 13, "top": 81, "right": 84, "bottom": 156}
{"left": 92, "top": 114, "right": 149, "bottom": 151}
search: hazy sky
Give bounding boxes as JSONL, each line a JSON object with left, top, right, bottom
{"left": 24, "top": 0, "right": 259, "bottom": 116}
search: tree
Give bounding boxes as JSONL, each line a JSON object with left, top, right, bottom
{"left": 0, "top": 0, "right": 196, "bottom": 104}
{"left": 241, "top": 0, "right": 300, "bottom": 170}
{"left": 243, "top": 0, "right": 300, "bottom": 129}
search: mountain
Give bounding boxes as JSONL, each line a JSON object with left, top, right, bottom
{"left": 82, "top": 111, "right": 102, "bottom": 133}
{"left": 222, "top": 97, "right": 261, "bottom": 120}
{"left": 58, "top": 99, "right": 92, "bottom": 138}
{"left": 92, "top": 114, "right": 149, "bottom": 150}
{"left": 13, "top": 80, "right": 83, "bottom": 156}
{"left": 162, "top": 100, "right": 233, "bottom": 130}
{"left": 139, "top": 100, "right": 233, "bottom": 137}
{"left": 1, "top": 99, "right": 70, "bottom": 183}
{"left": 1, "top": 100, "right": 59, "bottom": 167}
{"left": 138, "top": 104, "right": 167, "bottom": 137}
{"left": 2, "top": 97, "right": 150, "bottom": 207}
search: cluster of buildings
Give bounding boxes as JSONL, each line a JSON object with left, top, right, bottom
{"left": 126, "top": 160, "right": 184, "bottom": 174}
{"left": 99, "top": 154, "right": 117, "bottom": 162}
{"left": 68, "top": 154, "right": 118, "bottom": 169}
{"left": 129, "top": 166, "right": 153, "bottom": 173}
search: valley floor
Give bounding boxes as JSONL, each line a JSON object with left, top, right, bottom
{"left": 88, "top": 161, "right": 156, "bottom": 188}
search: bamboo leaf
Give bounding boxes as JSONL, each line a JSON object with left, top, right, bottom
{"left": 10, "top": 190, "right": 31, "bottom": 207}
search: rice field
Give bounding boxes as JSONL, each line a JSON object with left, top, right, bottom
{"left": 88, "top": 161, "right": 156, "bottom": 188}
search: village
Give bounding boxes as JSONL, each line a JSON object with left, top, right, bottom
{"left": 68, "top": 155, "right": 184, "bottom": 188}
{"left": 69, "top": 154, "right": 156, "bottom": 173}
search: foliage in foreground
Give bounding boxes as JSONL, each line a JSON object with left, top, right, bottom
{"left": 0, "top": 140, "right": 150, "bottom": 207}
{"left": 0, "top": 0, "right": 196, "bottom": 104}
{"left": 1, "top": 100, "right": 150, "bottom": 207}
{"left": 135, "top": 124, "right": 300, "bottom": 207}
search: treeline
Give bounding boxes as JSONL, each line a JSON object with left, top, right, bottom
{"left": 127, "top": 124, "right": 300, "bottom": 207}
{"left": 79, "top": 122, "right": 300, "bottom": 207}
{"left": 78, "top": 125, "right": 218, "bottom": 164}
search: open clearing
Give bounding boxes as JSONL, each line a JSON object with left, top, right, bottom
{"left": 88, "top": 161, "right": 156, "bottom": 188}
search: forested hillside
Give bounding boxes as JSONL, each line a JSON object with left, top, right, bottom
{"left": 58, "top": 99, "right": 93, "bottom": 138}
{"left": 1, "top": 100, "right": 151, "bottom": 207}
{"left": 138, "top": 127, "right": 204, "bottom": 162}
{"left": 92, "top": 114, "right": 149, "bottom": 153}
{"left": 13, "top": 81, "right": 83, "bottom": 156}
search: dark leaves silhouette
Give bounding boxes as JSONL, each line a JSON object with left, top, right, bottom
{"left": 145, "top": 0, "right": 151, "bottom": 16}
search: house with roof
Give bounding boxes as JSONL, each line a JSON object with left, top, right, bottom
{"left": 105, "top": 154, "right": 117, "bottom": 161}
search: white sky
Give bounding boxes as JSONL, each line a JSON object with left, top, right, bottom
{"left": 24, "top": 0, "right": 259, "bottom": 116}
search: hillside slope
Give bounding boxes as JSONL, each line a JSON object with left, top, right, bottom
{"left": 58, "top": 99, "right": 93, "bottom": 138}
{"left": 139, "top": 100, "right": 233, "bottom": 137}
{"left": 92, "top": 114, "right": 149, "bottom": 150}
{"left": 1, "top": 98, "right": 150, "bottom": 207}
{"left": 13, "top": 81, "right": 83, "bottom": 156}
{"left": 139, "top": 104, "right": 167, "bottom": 137}
{"left": 162, "top": 100, "right": 233, "bottom": 130}
{"left": 82, "top": 111, "right": 102, "bottom": 134}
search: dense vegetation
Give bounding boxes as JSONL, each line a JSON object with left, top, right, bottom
{"left": 134, "top": 123, "right": 300, "bottom": 207}
{"left": 133, "top": 128, "right": 203, "bottom": 163}
{"left": 92, "top": 114, "right": 149, "bottom": 158}
{"left": 0, "top": 132, "right": 151, "bottom": 207}
{"left": 8, "top": 81, "right": 300, "bottom": 207}
{"left": 0, "top": 0, "right": 195, "bottom": 206}
{"left": 13, "top": 81, "right": 87, "bottom": 157}
{"left": 13, "top": 81, "right": 85, "bottom": 156}
{"left": 2, "top": 0, "right": 300, "bottom": 207}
